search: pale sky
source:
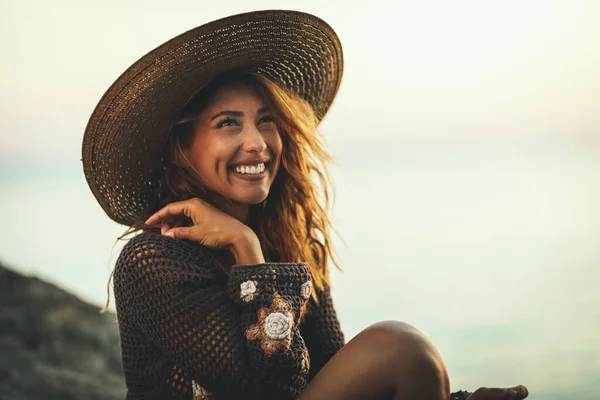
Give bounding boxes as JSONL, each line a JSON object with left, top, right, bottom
{"left": 1, "top": 0, "right": 599, "bottom": 162}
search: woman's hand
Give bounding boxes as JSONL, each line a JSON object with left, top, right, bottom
{"left": 145, "top": 198, "right": 245, "bottom": 247}
{"left": 144, "top": 198, "right": 263, "bottom": 264}
{"left": 467, "top": 385, "right": 528, "bottom": 400}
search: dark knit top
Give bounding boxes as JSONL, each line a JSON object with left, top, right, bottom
{"left": 113, "top": 230, "right": 345, "bottom": 399}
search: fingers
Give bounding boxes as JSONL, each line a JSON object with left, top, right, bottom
{"left": 163, "top": 226, "right": 191, "bottom": 240}
{"left": 514, "top": 385, "right": 528, "bottom": 398}
{"left": 161, "top": 221, "right": 173, "bottom": 235}
{"left": 144, "top": 202, "right": 188, "bottom": 226}
{"left": 470, "top": 387, "right": 504, "bottom": 400}
{"left": 145, "top": 199, "right": 202, "bottom": 226}
{"left": 469, "top": 385, "right": 528, "bottom": 400}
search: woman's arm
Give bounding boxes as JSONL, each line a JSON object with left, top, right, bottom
{"left": 229, "top": 227, "right": 265, "bottom": 265}
{"left": 114, "top": 232, "right": 312, "bottom": 399}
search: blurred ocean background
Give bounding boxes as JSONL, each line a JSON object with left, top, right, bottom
{"left": 1, "top": 0, "right": 599, "bottom": 399}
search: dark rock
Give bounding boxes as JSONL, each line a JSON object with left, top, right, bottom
{"left": 0, "top": 261, "right": 126, "bottom": 400}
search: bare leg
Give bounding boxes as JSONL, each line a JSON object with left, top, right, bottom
{"left": 298, "top": 321, "right": 450, "bottom": 400}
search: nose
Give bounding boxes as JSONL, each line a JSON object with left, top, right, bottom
{"left": 241, "top": 124, "right": 267, "bottom": 153}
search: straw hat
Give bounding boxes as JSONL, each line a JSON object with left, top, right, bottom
{"left": 81, "top": 10, "right": 343, "bottom": 226}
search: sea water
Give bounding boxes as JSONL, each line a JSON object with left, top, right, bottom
{"left": 1, "top": 141, "right": 598, "bottom": 399}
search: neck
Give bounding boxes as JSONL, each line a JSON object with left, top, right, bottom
{"left": 208, "top": 192, "right": 250, "bottom": 224}
{"left": 225, "top": 202, "right": 250, "bottom": 224}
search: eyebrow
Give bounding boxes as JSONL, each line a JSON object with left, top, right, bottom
{"left": 210, "top": 107, "right": 270, "bottom": 121}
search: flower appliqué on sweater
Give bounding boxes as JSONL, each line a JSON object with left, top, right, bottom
{"left": 191, "top": 380, "right": 213, "bottom": 400}
{"left": 300, "top": 281, "right": 311, "bottom": 300}
{"left": 240, "top": 280, "right": 258, "bottom": 302}
{"left": 246, "top": 292, "right": 295, "bottom": 356}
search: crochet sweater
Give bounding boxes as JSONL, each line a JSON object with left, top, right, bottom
{"left": 113, "top": 230, "right": 345, "bottom": 399}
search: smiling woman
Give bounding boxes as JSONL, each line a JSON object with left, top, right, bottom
{"left": 152, "top": 70, "right": 333, "bottom": 280}
{"left": 81, "top": 9, "right": 528, "bottom": 400}
{"left": 167, "top": 73, "right": 284, "bottom": 220}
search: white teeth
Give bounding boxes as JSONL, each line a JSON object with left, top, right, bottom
{"left": 234, "top": 162, "right": 266, "bottom": 174}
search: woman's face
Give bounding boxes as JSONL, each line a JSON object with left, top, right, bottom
{"left": 184, "top": 82, "right": 283, "bottom": 205}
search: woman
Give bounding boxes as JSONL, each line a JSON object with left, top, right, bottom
{"left": 82, "top": 10, "right": 528, "bottom": 400}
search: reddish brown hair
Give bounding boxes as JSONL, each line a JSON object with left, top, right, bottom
{"left": 101, "top": 71, "right": 339, "bottom": 312}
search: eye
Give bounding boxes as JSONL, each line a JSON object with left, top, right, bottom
{"left": 258, "top": 115, "right": 275, "bottom": 124}
{"left": 216, "top": 118, "right": 238, "bottom": 128}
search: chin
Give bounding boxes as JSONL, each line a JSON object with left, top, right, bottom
{"left": 232, "top": 190, "right": 270, "bottom": 205}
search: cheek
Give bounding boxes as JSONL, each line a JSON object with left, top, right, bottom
{"left": 269, "top": 133, "right": 283, "bottom": 160}
{"left": 271, "top": 136, "right": 283, "bottom": 175}
{"left": 192, "top": 137, "right": 231, "bottom": 170}
{"left": 189, "top": 141, "right": 210, "bottom": 172}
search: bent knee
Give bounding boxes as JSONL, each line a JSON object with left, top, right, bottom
{"left": 361, "top": 320, "right": 433, "bottom": 354}
{"left": 356, "top": 320, "right": 447, "bottom": 376}
{"left": 365, "top": 320, "right": 423, "bottom": 339}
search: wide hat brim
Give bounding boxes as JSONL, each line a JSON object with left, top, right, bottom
{"left": 82, "top": 9, "right": 343, "bottom": 226}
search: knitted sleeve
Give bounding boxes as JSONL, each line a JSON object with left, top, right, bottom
{"left": 300, "top": 282, "right": 345, "bottom": 379}
{"left": 113, "top": 232, "right": 312, "bottom": 399}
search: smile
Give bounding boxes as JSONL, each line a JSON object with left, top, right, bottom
{"left": 231, "top": 162, "right": 266, "bottom": 175}
{"left": 229, "top": 162, "right": 269, "bottom": 181}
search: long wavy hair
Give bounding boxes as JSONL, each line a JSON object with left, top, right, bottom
{"left": 101, "top": 71, "right": 340, "bottom": 312}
